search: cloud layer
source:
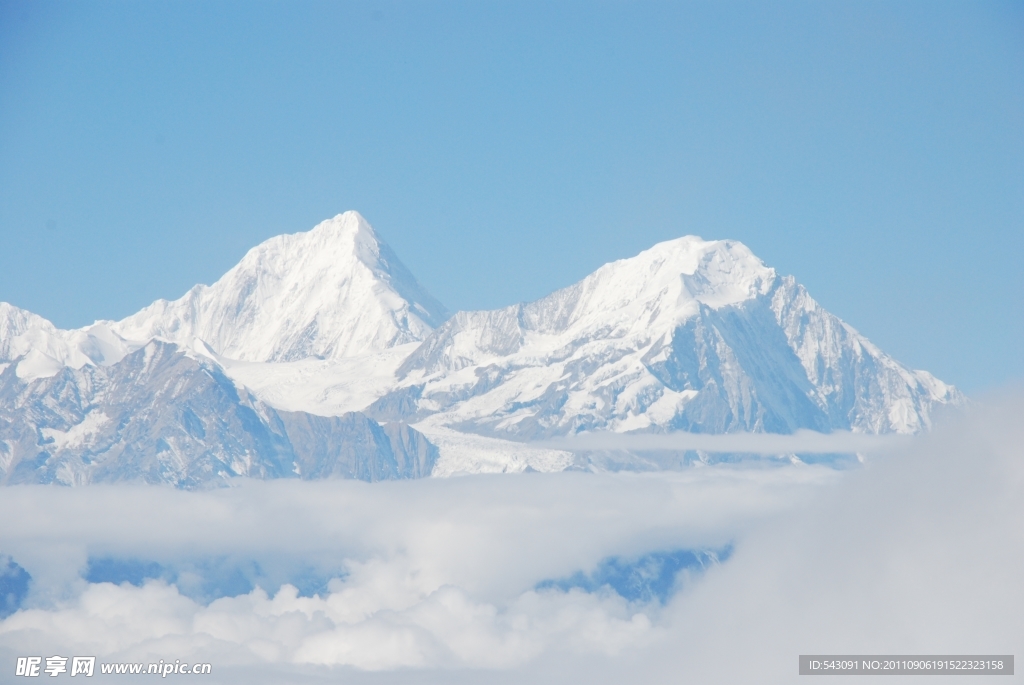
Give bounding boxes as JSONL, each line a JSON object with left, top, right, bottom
{"left": 1, "top": 392, "right": 1021, "bottom": 684}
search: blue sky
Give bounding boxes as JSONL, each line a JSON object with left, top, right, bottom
{"left": 0, "top": 0, "right": 1021, "bottom": 393}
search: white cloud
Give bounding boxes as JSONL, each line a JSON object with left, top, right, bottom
{"left": 0, "top": 392, "right": 1021, "bottom": 684}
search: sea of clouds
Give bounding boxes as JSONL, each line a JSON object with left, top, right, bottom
{"left": 0, "top": 391, "right": 1021, "bottom": 684}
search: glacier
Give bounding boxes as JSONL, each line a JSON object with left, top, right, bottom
{"left": 0, "top": 211, "right": 962, "bottom": 486}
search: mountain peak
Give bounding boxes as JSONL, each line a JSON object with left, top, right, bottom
{"left": 511, "top": 235, "right": 775, "bottom": 340}
{"left": 265, "top": 211, "right": 378, "bottom": 269}
{"left": 391, "top": 234, "right": 959, "bottom": 439}
{"left": 112, "top": 212, "right": 448, "bottom": 362}
{"left": 600, "top": 235, "right": 774, "bottom": 309}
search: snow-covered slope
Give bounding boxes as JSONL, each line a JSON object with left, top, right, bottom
{"left": 113, "top": 211, "right": 448, "bottom": 362}
{"left": 365, "top": 237, "right": 960, "bottom": 439}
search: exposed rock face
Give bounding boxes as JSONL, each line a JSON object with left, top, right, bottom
{"left": 0, "top": 341, "right": 436, "bottom": 488}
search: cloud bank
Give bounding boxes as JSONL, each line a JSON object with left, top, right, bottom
{"left": 0, "top": 392, "right": 1021, "bottom": 684}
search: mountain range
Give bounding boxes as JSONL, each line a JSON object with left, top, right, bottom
{"left": 0, "top": 211, "right": 961, "bottom": 486}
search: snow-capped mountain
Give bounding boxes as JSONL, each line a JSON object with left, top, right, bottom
{"left": 0, "top": 212, "right": 963, "bottom": 484}
{"left": 0, "top": 212, "right": 448, "bottom": 486}
{"left": 368, "top": 237, "right": 959, "bottom": 439}
{"left": 113, "top": 211, "right": 448, "bottom": 362}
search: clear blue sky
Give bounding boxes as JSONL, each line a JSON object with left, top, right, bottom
{"left": 1, "top": 0, "right": 1021, "bottom": 393}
